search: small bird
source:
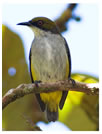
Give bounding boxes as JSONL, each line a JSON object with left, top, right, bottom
{"left": 17, "top": 17, "right": 72, "bottom": 122}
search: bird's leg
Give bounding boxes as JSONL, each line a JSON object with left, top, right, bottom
{"left": 34, "top": 80, "right": 42, "bottom": 87}
{"left": 68, "top": 78, "right": 76, "bottom": 86}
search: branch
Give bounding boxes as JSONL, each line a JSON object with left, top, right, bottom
{"left": 55, "top": 4, "right": 80, "bottom": 32}
{"left": 2, "top": 80, "right": 99, "bottom": 110}
{"left": 22, "top": 114, "right": 42, "bottom": 131}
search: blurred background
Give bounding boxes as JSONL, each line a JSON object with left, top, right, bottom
{"left": 2, "top": 3, "right": 99, "bottom": 131}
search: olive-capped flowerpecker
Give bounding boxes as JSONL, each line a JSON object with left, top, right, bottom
{"left": 17, "top": 17, "right": 72, "bottom": 122}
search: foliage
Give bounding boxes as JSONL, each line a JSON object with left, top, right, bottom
{"left": 2, "top": 25, "right": 44, "bottom": 130}
{"left": 59, "top": 73, "right": 99, "bottom": 130}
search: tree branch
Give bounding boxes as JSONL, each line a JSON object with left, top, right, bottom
{"left": 2, "top": 80, "right": 99, "bottom": 110}
{"left": 55, "top": 4, "right": 80, "bottom": 32}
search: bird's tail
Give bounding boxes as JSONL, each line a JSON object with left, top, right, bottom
{"left": 46, "top": 106, "right": 58, "bottom": 122}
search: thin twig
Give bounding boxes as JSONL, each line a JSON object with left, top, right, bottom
{"left": 55, "top": 4, "right": 80, "bottom": 32}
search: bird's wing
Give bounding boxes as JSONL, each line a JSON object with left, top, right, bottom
{"left": 59, "top": 38, "right": 71, "bottom": 109}
{"left": 29, "top": 48, "right": 46, "bottom": 112}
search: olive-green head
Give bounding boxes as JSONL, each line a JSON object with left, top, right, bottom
{"left": 17, "top": 17, "right": 60, "bottom": 34}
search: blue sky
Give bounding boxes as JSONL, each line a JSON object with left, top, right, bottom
{"left": 2, "top": 3, "right": 99, "bottom": 130}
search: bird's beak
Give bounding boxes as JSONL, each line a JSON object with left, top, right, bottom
{"left": 17, "top": 21, "right": 31, "bottom": 26}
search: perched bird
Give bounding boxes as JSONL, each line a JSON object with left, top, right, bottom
{"left": 17, "top": 17, "right": 72, "bottom": 122}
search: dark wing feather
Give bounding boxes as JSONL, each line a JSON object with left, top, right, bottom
{"left": 59, "top": 38, "right": 71, "bottom": 109}
{"left": 35, "top": 94, "right": 45, "bottom": 112}
{"left": 29, "top": 48, "right": 45, "bottom": 112}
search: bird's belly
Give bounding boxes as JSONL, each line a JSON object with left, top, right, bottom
{"left": 31, "top": 50, "right": 68, "bottom": 82}
{"left": 31, "top": 37, "right": 69, "bottom": 111}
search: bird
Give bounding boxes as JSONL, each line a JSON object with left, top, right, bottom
{"left": 17, "top": 17, "right": 72, "bottom": 122}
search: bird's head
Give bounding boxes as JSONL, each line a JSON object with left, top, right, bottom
{"left": 17, "top": 17, "right": 60, "bottom": 35}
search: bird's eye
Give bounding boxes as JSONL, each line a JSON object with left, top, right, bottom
{"left": 37, "top": 20, "right": 43, "bottom": 26}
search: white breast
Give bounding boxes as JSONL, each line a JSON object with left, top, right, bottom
{"left": 31, "top": 32, "right": 68, "bottom": 82}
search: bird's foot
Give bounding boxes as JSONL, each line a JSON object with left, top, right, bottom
{"left": 34, "top": 80, "right": 42, "bottom": 87}
{"left": 68, "top": 78, "right": 76, "bottom": 86}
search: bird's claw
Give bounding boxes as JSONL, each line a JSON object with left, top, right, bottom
{"left": 68, "top": 78, "right": 76, "bottom": 86}
{"left": 34, "top": 80, "right": 42, "bottom": 87}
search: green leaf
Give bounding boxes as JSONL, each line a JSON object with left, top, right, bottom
{"left": 2, "top": 25, "right": 45, "bottom": 130}
{"left": 59, "top": 73, "right": 99, "bottom": 131}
